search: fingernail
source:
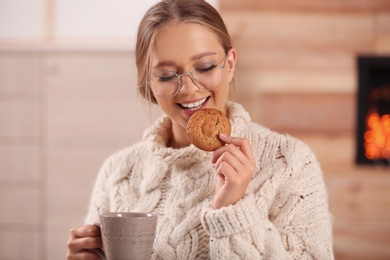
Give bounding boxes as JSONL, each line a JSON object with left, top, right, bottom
{"left": 219, "top": 133, "right": 228, "bottom": 139}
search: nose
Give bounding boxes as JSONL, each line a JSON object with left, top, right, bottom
{"left": 178, "top": 72, "right": 201, "bottom": 95}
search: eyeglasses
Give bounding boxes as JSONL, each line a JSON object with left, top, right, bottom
{"left": 149, "top": 55, "right": 226, "bottom": 98}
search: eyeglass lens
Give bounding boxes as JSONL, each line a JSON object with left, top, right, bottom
{"left": 150, "top": 62, "right": 224, "bottom": 98}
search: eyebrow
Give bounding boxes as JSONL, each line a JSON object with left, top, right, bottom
{"left": 153, "top": 51, "right": 217, "bottom": 68}
{"left": 191, "top": 51, "right": 217, "bottom": 61}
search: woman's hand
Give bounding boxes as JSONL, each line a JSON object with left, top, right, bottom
{"left": 211, "top": 133, "right": 255, "bottom": 209}
{"left": 67, "top": 224, "right": 103, "bottom": 260}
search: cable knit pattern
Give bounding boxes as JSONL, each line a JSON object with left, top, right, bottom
{"left": 85, "top": 101, "right": 334, "bottom": 259}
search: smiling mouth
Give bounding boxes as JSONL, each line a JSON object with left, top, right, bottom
{"left": 179, "top": 97, "right": 209, "bottom": 110}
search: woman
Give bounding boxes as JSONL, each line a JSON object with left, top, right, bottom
{"left": 67, "top": 0, "right": 334, "bottom": 259}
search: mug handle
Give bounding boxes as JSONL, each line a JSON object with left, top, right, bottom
{"left": 93, "top": 223, "right": 106, "bottom": 260}
{"left": 94, "top": 248, "right": 106, "bottom": 260}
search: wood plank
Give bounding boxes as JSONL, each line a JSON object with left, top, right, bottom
{"left": 236, "top": 67, "right": 355, "bottom": 93}
{"left": 245, "top": 92, "right": 356, "bottom": 132}
{"left": 334, "top": 221, "right": 390, "bottom": 260}
{"left": 220, "top": 0, "right": 390, "bottom": 12}
{"left": 326, "top": 173, "right": 390, "bottom": 223}
{"left": 374, "top": 12, "right": 390, "bottom": 34}
{"left": 223, "top": 12, "right": 373, "bottom": 52}
{"left": 373, "top": 13, "right": 390, "bottom": 53}
{"left": 374, "top": 35, "right": 390, "bottom": 53}
{"left": 234, "top": 49, "right": 355, "bottom": 70}
{"left": 222, "top": 12, "right": 371, "bottom": 96}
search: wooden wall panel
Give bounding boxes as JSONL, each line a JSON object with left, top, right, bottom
{"left": 333, "top": 221, "right": 390, "bottom": 260}
{"left": 237, "top": 67, "right": 355, "bottom": 92}
{"left": 374, "top": 13, "right": 390, "bottom": 52}
{"left": 375, "top": 13, "right": 390, "bottom": 33}
{"left": 255, "top": 92, "right": 355, "bottom": 132}
{"left": 375, "top": 36, "right": 390, "bottom": 53}
{"left": 224, "top": 12, "right": 372, "bottom": 51}
{"left": 221, "top": 3, "right": 390, "bottom": 133}
{"left": 327, "top": 173, "right": 390, "bottom": 223}
{"left": 234, "top": 49, "right": 354, "bottom": 71}
{"left": 222, "top": 2, "right": 390, "bottom": 259}
{"left": 223, "top": 12, "right": 372, "bottom": 95}
{"left": 220, "top": 0, "right": 390, "bottom": 12}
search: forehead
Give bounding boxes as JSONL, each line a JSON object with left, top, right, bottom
{"left": 151, "top": 22, "right": 223, "bottom": 64}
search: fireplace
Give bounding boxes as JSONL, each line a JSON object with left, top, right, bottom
{"left": 356, "top": 56, "right": 390, "bottom": 166}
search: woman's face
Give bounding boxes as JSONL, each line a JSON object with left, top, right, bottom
{"left": 150, "top": 22, "right": 237, "bottom": 146}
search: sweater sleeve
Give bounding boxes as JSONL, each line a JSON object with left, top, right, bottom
{"left": 201, "top": 195, "right": 291, "bottom": 260}
{"left": 201, "top": 148, "right": 334, "bottom": 259}
{"left": 83, "top": 147, "right": 133, "bottom": 224}
{"left": 84, "top": 157, "right": 112, "bottom": 224}
{"left": 83, "top": 145, "right": 141, "bottom": 224}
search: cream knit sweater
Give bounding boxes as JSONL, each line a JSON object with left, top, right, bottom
{"left": 85, "top": 101, "right": 334, "bottom": 259}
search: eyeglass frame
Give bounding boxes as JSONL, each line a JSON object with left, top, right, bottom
{"left": 149, "top": 54, "right": 228, "bottom": 99}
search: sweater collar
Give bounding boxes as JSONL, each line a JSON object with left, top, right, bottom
{"left": 226, "top": 101, "right": 251, "bottom": 137}
{"left": 142, "top": 101, "right": 251, "bottom": 164}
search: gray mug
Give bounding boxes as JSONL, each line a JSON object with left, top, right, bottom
{"left": 95, "top": 212, "right": 157, "bottom": 260}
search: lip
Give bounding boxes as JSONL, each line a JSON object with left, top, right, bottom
{"left": 178, "top": 97, "right": 210, "bottom": 117}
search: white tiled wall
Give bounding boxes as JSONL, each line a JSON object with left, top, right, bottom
{"left": 0, "top": 145, "right": 40, "bottom": 181}
{"left": 0, "top": 52, "right": 44, "bottom": 259}
{"left": 0, "top": 49, "right": 159, "bottom": 259}
{"left": 0, "top": 230, "right": 42, "bottom": 260}
{"left": 0, "top": 1, "right": 219, "bottom": 39}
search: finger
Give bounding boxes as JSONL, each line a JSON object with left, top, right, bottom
{"left": 68, "top": 226, "right": 102, "bottom": 253}
{"left": 214, "top": 149, "right": 243, "bottom": 173}
{"left": 212, "top": 137, "right": 239, "bottom": 163}
{"left": 213, "top": 142, "right": 250, "bottom": 167}
{"left": 70, "top": 225, "right": 101, "bottom": 239}
{"left": 216, "top": 160, "right": 236, "bottom": 182}
{"left": 66, "top": 250, "right": 101, "bottom": 260}
{"left": 68, "top": 236, "right": 103, "bottom": 252}
{"left": 215, "top": 148, "right": 255, "bottom": 184}
{"left": 219, "top": 133, "right": 254, "bottom": 159}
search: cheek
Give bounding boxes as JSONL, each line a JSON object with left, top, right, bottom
{"left": 214, "top": 79, "right": 230, "bottom": 100}
{"left": 227, "top": 64, "right": 235, "bottom": 82}
{"left": 156, "top": 99, "right": 170, "bottom": 109}
{"left": 223, "top": 71, "right": 232, "bottom": 92}
{"left": 156, "top": 98, "right": 177, "bottom": 117}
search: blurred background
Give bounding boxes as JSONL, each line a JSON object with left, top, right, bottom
{"left": 0, "top": 0, "right": 389, "bottom": 259}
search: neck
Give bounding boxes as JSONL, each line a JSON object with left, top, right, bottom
{"left": 169, "top": 122, "right": 191, "bottom": 149}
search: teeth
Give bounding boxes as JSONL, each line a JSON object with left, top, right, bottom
{"left": 181, "top": 98, "right": 207, "bottom": 110}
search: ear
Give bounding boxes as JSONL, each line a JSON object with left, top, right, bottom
{"left": 226, "top": 48, "right": 237, "bottom": 82}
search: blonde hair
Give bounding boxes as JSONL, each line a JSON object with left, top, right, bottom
{"left": 135, "top": 0, "right": 233, "bottom": 104}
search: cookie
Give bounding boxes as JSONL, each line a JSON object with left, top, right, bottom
{"left": 186, "top": 108, "right": 231, "bottom": 151}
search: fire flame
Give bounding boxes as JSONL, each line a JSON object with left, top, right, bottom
{"left": 364, "top": 113, "right": 390, "bottom": 160}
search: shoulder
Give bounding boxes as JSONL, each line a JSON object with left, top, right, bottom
{"left": 245, "top": 123, "right": 320, "bottom": 174}
{"left": 99, "top": 141, "right": 148, "bottom": 180}
{"left": 247, "top": 122, "right": 313, "bottom": 154}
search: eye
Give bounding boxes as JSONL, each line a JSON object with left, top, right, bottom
{"left": 154, "top": 71, "right": 177, "bottom": 82}
{"left": 159, "top": 75, "right": 176, "bottom": 83}
{"left": 196, "top": 63, "right": 218, "bottom": 73}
